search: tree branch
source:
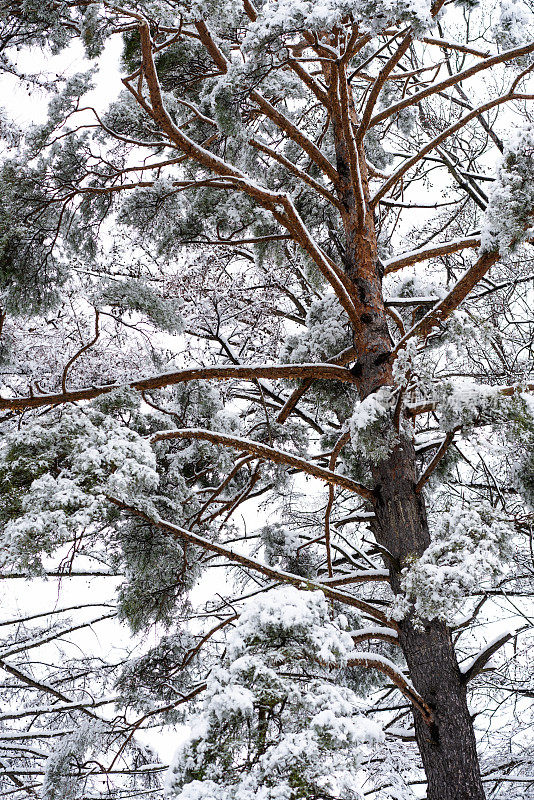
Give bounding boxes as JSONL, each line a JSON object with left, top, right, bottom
{"left": 107, "top": 497, "right": 395, "bottom": 626}
{"left": 384, "top": 236, "right": 481, "bottom": 274}
{"left": 149, "top": 428, "right": 373, "bottom": 499}
{"left": 0, "top": 363, "right": 356, "bottom": 412}
{"left": 394, "top": 249, "right": 500, "bottom": 350}
{"left": 461, "top": 627, "right": 527, "bottom": 684}
{"left": 369, "top": 41, "right": 534, "bottom": 129}
{"left": 346, "top": 652, "right": 433, "bottom": 723}
{"left": 373, "top": 94, "right": 531, "bottom": 205}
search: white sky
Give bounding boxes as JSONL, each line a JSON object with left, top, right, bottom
{"left": 1, "top": 36, "right": 123, "bottom": 129}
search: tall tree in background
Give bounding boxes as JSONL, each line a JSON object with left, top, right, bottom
{"left": 0, "top": 0, "right": 534, "bottom": 798}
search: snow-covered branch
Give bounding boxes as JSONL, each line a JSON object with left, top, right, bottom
{"left": 149, "top": 428, "right": 373, "bottom": 498}
{"left": 0, "top": 363, "right": 356, "bottom": 412}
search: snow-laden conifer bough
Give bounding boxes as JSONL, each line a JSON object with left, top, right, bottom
{"left": 0, "top": 0, "right": 534, "bottom": 798}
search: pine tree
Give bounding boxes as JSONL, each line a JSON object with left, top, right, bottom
{"left": 0, "top": 0, "right": 534, "bottom": 798}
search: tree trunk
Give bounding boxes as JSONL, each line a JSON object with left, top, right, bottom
{"left": 330, "top": 109, "right": 486, "bottom": 797}
{"left": 372, "top": 442, "right": 486, "bottom": 800}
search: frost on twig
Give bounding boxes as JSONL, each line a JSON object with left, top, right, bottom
{"left": 482, "top": 123, "right": 534, "bottom": 254}
{"left": 391, "top": 505, "right": 512, "bottom": 625}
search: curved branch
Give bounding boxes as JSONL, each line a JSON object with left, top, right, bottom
{"left": 461, "top": 627, "right": 527, "bottom": 684}
{"left": 350, "top": 627, "right": 399, "bottom": 646}
{"left": 276, "top": 346, "right": 358, "bottom": 424}
{"left": 416, "top": 430, "right": 456, "bottom": 492}
{"left": 107, "top": 496, "right": 396, "bottom": 627}
{"left": 149, "top": 428, "right": 373, "bottom": 499}
{"left": 346, "top": 652, "right": 433, "bottom": 723}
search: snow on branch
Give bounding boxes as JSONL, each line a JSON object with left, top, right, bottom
{"left": 0, "top": 696, "right": 118, "bottom": 723}
{"left": 321, "top": 569, "right": 390, "bottom": 585}
{"left": 149, "top": 428, "right": 373, "bottom": 498}
{"left": 461, "top": 625, "right": 527, "bottom": 684}
{"left": 394, "top": 249, "right": 500, "bottom": 350}
{"left": 0, "top": 363, "right": 357, "bottom": 412}
{"left": 134, "top": 20, "right": 362, "bottom": 326}
{"left": 107, "top": 496, "right": 395, "bottom": 627}
{"left": 481, "top": 122, "right": 534, "bottom": 252}
{"left": 346, "top": 652, "right": 433, "bottom": 723}
{"left": 349, "top": 626, "right": 399, "bottom": 645}
{"left": 0, "top": 658, "right": 107, "bottom": 722}
{"left": 407, "top": 382, "right": 534, "bottom": 417}
{"left": 373, "top": 92, "right": 533, "bottom": 206}
{"left": 383, "top": 235, "right": 481, "bottom": 274}
{"left": 0, "top": 612, "right": 116, "bottom": 660}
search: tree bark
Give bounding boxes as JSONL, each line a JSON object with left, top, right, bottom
{"left": 372, "top": 442, "right": 486, "bottom": 800}
{"left": 330, "top": 99, "right": 486, "bottom": 796}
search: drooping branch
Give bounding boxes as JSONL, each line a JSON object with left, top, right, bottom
{"left": 149, "top": 428, "right": 373, "bottom": 499}
{"left": 0, "top": 659, "right": 104, "bottom": 722}
{"left": 461, "top": 627, "right": 526, "bottom": 684}
{"left": 0, "top": 613, "right": 117, "bottom": 660}
{"left": 107, "top": 497, "right": 396, "bottom": 627}
{"left": 346, "top": 652, "right": 433, "bottom": 723}
{"left": 0, "top": 602, "right": 115, "bottom": 627}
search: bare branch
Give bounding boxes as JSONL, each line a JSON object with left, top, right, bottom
{"left": 416, "top": 431, "right": 456, "bottom": 492}
{"left": 373, "top": 94, "right": 532, "bottom": 205}
{"left": 369, "top": 41, "right": 534, "bottom": 129}
{"left": 61, "top": 311, "right": 100, "bottom": 394}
